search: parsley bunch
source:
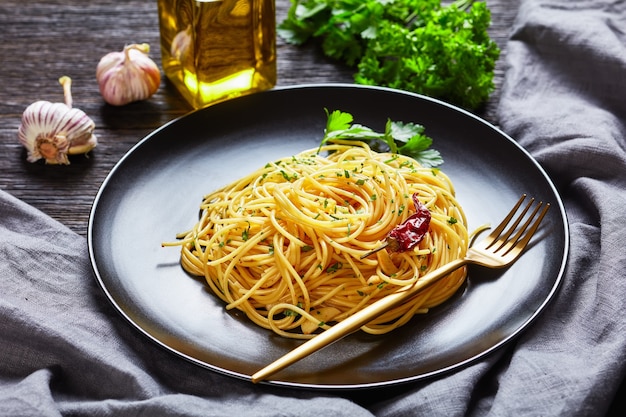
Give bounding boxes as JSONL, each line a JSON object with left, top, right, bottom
{"left": 320, "top": 109, "right": 443, "bottom": 168}
{"left": 279, "top": 0, "right": 500, "bottom": 110}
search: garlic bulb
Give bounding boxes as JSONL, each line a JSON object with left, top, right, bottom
{"left": 18, "top": 76, "right": 97, "bottom": 165}
{"left": 96, "top": 43, "right": 161, "bottom": 106}
{"left": 171, "top": 25, "right": 193, "bottom": 63}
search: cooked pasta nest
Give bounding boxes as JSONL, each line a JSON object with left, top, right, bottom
{"left": 164, "top": 142, "right": 468, "bottom": 339}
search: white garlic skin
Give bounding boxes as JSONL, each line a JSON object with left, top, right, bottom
{"left": 171, "top": 25, "right": 193, "bottom": 63}
{"left": 18, "top": 96, "right": 97, "bottom": 165}
{"left": 97, "top": 43, "right": 161, "bottom": 106}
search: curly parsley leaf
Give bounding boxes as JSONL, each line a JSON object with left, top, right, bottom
{"left": 320, "top": 109, "right": 443, "bottom": 167}
{"left": 279, "top": 0, "right": 500, "bottom": 110}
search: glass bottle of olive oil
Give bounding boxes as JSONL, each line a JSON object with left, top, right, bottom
{"left": 157, "top": 0, "right": 276, "bottom": 109}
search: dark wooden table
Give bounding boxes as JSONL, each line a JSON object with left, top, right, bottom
{"left": 0, "top": 0, "right": 519, "bottom": 237}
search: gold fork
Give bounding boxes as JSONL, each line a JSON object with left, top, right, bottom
{"left": 251, "top": 194, "right": 550, "bottom": 383}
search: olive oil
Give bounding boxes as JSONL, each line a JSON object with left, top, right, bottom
{"left": 157, "top": 0, "right": 276, "bottom": 109}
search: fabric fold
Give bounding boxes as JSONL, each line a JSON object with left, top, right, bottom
{"left": 493, "top": 0, "right": 626, "bottom": 415}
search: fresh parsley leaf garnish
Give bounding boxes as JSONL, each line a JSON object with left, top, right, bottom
{"left": 320, "top": 109, "right": 443, "bottom": 168}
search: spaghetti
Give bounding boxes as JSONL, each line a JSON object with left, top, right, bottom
{"left": 164, "top": 141, "right": 468, "bottom": 339}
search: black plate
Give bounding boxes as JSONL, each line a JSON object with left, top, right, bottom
{"left": 88, "top": 84, "right": 568, "bottom": 390}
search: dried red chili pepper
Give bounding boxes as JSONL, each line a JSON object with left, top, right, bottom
{"left": 361, "top": 193, "right": 431, "bottom": 258}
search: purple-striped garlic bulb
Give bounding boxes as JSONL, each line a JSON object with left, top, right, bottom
{"left": 18, "top": 76, "right": 97, "bottom": 165}
{"left": 96, "top": 43, "right": 161, "bottom": 106}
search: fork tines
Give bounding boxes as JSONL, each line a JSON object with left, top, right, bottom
{"left": 487, "top": 195, "right": 551, "bottom": 255}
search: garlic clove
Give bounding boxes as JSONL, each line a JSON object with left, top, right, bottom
{"left": 18, "top": 76, "right": 97, "bottom": 165}
{"left": 96, "top": 43, "right": 161, "bottom": 106}
{"left": 301, "top": 307, "right": 342, "bottom": 334}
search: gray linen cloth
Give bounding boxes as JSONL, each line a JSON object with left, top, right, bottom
{"left": 1, "top": 0, "right": 625, "bottom": 415}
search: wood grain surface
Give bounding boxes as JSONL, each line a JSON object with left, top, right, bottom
{"left": 0, "top": 0, "right": 519, "bottom": 237}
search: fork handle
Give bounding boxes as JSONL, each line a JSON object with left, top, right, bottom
{"left": 251, "top": 258, "right": 468, "bottom": 383}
